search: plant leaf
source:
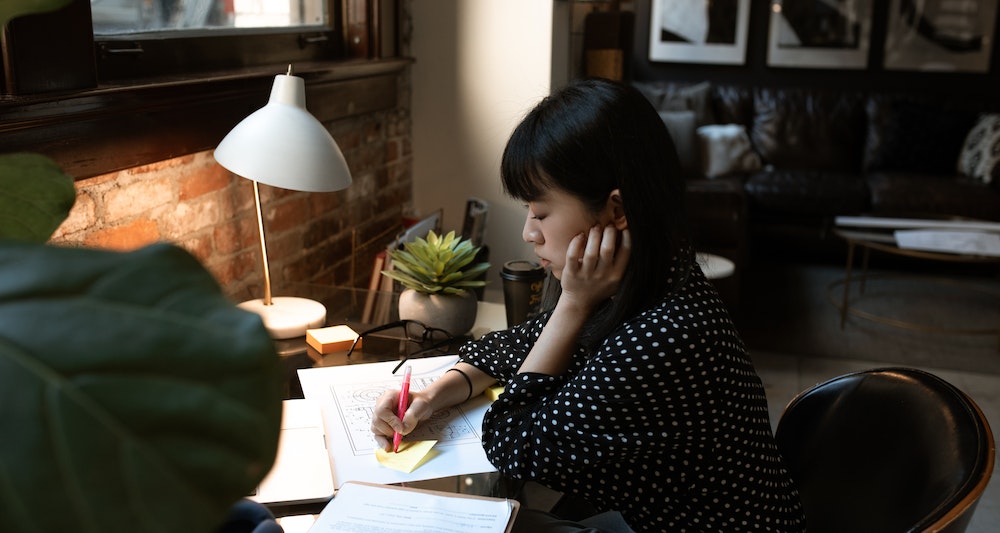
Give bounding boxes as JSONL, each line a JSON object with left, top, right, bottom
{"left": 0, "top": 242, "right": 283, "bottom": 533}
{"left": 0, "top": 153, "right": 76, "bottom": 243}
{"left": 0, "top": 0, "right": 73, "bottom": 27}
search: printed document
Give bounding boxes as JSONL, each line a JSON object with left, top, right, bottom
{"left": 308, "top": 481, "right": 517, "bottom": 533}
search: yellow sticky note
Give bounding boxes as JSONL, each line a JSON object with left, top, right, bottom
{"left": 375, "top": 440, "right": 438, "bottom": 473}
{"left": 485, "top": 385, "right": 505, "bottom": 402}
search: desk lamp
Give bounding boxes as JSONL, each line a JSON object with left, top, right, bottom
{"left": 214, "top": 66, "right": 352, "bottom": 339}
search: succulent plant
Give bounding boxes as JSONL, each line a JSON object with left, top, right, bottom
{"left": 383, "top": 230, "right": 490, "bottom": 295}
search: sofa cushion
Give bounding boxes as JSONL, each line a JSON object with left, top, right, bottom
{"left": 634, "top": 80, "right": 717, "bottom": 126}
{"left": 957, "top": 113, "right": 1000, "bottom": 186}
{"left": 744, "top": 169, "right": 869, "bottom": 215}
{"left": 659, "top": 110, "right": 700, "bottom": 179}
{"left": 712, "top": 84, "right": 755, "bottom": 128}
{"left": 864, "top": 97, "right": 978, "bottom": 175}
{"left": 750, "top": 87, "right": 867, "bottom": 173}
{"left": 697, "top": 124, "right": 762, "bottom": 178}
{"left": 867, "top": 172, "right": 1000, "bottom": 222}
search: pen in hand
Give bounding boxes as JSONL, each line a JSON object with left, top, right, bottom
{"left": 393, "top": 365, "right": 412, "bottom": 453}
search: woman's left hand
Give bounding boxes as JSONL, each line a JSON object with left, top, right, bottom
{"left": 559, "top": 224, "right": 631, "bottom": 313}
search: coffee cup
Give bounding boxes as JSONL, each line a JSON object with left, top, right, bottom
{"left": 500, "top": 260, "right": 546, "bottom": 327}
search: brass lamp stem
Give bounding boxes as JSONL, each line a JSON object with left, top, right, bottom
{"left": 252, "top": 180, "right": 273, "bottom": 306}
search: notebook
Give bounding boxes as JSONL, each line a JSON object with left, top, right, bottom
{"left": 249, "top": 399, "right": 336, "bottom": 505}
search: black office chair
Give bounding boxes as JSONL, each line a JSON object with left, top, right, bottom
{"left": 774, "top": 367, "right": 995, "bottom": 533}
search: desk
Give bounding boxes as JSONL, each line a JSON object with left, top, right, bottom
{"left": 261, "top": 286, "right": 547, "bottom": 526}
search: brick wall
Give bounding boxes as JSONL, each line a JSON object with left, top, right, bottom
{"left": 50, "top": 70, "right": 413, "bottom": 302}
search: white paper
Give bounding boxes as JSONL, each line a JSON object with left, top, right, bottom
{"left": 894, "top": 229, "right": 1000, "bottom": 257}
{"left": 309, "top": 482, "right": 513, "bottom": 533}
{"left": 835, "top": 216, "right": 1000, "bottom": 233}
{"left": 297, "top": 355, "right": 497, "bottom": 488}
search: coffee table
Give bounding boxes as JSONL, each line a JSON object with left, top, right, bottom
{"left": 830, "top": 216, "right": 1000, "bottom": 347}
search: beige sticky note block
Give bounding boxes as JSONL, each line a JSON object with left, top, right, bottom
{"left": 306, "top": 325, "right": 360, "bottom": 354}
{"left": 375, "top": 440, "right": 438, "bottom": 473}
{"left": 485, "top": 385, "right": 505, "bottom": 402}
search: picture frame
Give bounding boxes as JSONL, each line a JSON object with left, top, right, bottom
{"left": 648, "top": 0, "right": 750, "bottom": 65}
{"left": 882, "top": 0, "right": 998, "bottom": 72}
{"left": 766, "top": 0, "right": 873, "bottom": 69}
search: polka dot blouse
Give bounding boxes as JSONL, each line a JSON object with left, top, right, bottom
{"left": 459, "top": 266, "right": 806, "bottom": 532}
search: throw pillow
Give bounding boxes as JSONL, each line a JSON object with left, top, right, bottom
{"left": 660, "top": 81, "right": 717, "bottom": 127}
{"left": 659, "top": 110, "right": 699, "bottom": 178}
{"left": 957, "top": 113, "right": 1000, "bottom": 186}
{"left": 696, "top": 124, "right": 762, "bottom": 179}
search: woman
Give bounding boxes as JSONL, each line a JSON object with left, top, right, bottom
{"left": 372, "top": 78, "right": 805, "bottom": 532}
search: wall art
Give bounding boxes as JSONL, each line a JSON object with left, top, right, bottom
{"left": 648, "top": 0, "right": 751, "bottom": 65}
{"left": 883, "top": 0, "right": 997, "bottom": 72}
{"left": 766, "top": 0, "right": 873, "bottom": 69}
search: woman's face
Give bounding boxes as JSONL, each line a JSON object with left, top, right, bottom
{"left": 522, "top": 187, "right": 609, "bottom": 280}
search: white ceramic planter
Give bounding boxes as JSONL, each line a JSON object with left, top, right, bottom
{"left": 397, "top": 289, "right": 478, "bottom": 336}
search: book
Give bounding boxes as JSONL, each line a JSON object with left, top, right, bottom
{"left": 308, "top": 481, "right": 519, "bottom": 533}
{"left": 461, "top": 197, "right": 489, "bottom": 246}
{"left": 361, "top": 250, "right": 387, "bottom": 323}
{"left": 374, "top": 251, "right": 395, "bottom": 325}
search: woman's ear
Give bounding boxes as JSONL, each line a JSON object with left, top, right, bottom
{"left": 607, "top": 189, "right": 628, "bottom": 230}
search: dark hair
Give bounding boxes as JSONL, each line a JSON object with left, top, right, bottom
{"left": 501, "top": 78, "right": 693, "bottom": 345}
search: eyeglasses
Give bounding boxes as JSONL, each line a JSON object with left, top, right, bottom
{"left": 346, "top": 319, "right": 455, "bottom": 373}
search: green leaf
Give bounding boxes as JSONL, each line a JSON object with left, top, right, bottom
{"left": 0, "top": 242, "right": 283, "bottom": 533}
{"left": 0, "top": 153, "right": 76, "bottom": 243}
{"left": 0, "top": 0, "right": 74, "bottom": 30}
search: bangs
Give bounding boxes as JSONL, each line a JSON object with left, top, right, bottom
{"left": 500, "top": 108, "right": 557, "bottom": 202}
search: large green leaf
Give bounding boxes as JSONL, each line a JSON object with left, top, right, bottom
{"left": 0, "top": 242, "right": 283, "bottom": 533}
{"left": 0, "top": 0, "right": 73, "bottom": 30}
{"left": 0, "top": 153, "right": 76, "bottom": 243}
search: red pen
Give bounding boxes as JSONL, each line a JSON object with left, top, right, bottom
{"left": 393, "top": 365, "right": 411, "bottom": 453}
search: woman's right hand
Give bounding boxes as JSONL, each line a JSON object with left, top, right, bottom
{"left": 370, "top": 388, "right": 432, "bottom": 451}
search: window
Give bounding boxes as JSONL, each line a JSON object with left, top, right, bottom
{"left": 0, "top": 0, "right": 401, "bottom": 180}
{"left": 90, "top": 0, "right": 326, "bottom": 34}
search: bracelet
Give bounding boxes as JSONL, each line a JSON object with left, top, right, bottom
{"left": 447, "top": 367, "right": 474, "bottom": 403}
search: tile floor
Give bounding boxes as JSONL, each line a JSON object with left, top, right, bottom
{"left": 752, "top": 350, "right": 1000, "bottom": 533}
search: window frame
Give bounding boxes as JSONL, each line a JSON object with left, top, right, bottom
{"left": 0, "top": 0, "right": 402, "bottom": 181}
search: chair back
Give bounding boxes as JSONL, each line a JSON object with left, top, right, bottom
{"left": 774, "top": 367, "right": 994, "bottom": 533}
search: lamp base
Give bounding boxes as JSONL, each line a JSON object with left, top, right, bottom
{"left": 238, "top": 296, "right": 327, "bottom": 339}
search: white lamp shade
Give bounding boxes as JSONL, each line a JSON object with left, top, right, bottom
{"left": 214, "top": 74, "right": 352, "bottom": 192}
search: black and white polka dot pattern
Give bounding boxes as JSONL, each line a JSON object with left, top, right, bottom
{"left": 460, "top": 265, "right": 805, "bottom": 532}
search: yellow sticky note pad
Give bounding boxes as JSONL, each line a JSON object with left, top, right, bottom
{"left": 306, "top": 325, "right": 360, "bottom": 354}
{"left": 485, "top": 385, "right": 505, "bottom": 402}
{"left": 375, "top": 440, "right": 438, "bottom": 473}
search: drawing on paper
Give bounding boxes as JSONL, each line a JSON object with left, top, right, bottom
{"left": 330, "top": 374, "right": 483, "bottom": 455}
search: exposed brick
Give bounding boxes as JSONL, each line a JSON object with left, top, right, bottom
{"left": 104, "top": 176, "right": 174, "bottom": 222}
{"left": 154, "top": 194, "right": 225, "bottom": 238}
{"left": 268, "top": 195, "right": 311, "bottom": 233}
{"left": 51, "top": 190, "right": 96, "bottom": 240}
{"left": 84, "top": 218, "right": 161, "bottom": 250}
{"left": 45, "top": 68, "right": 411, "bottom": 298}
{"left": 210, "top": 249, "right": 259, "bottom": 289}
{"left": 215, "top": 215, "right": 258, "bottom": 255}
{"left": 181, "top": 164, "right": 234, "bottom": 201}
{"left": 178, "top": 232, "right": 214, "bottom": 264}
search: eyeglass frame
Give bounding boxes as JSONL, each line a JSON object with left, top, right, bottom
{"left": 345, "top": 319, "right": 456, "bottom": 373}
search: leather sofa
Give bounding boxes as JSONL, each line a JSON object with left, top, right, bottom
{"left": 635, "top": 81, "right": 1000, "bottom": 265}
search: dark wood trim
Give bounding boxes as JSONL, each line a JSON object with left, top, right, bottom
{"left": 0, "top": 58, "right": 411, "bottom": 180}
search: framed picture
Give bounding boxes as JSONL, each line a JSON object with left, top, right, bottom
{"left": 883, "top": 0, "right": 998, "bottom": 72}
{"left": 766, "top": 0, "right": 873, "bottom": 69}
{"left": 648, "top": 0, "right": 750, "bottom": 65}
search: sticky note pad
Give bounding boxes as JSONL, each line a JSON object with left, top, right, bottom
{"left": 485, "top": 385, "right": 505, "bottom": 402}
{"left": 306, "top": 325, "right": 360, "bottom": 354}
{"left": 375, "top": 440, "right": 438, "bottom": 473}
